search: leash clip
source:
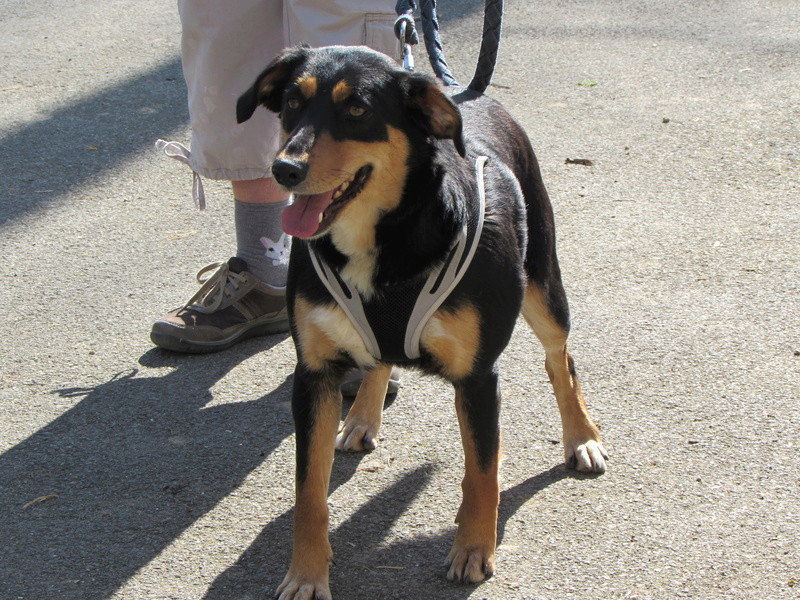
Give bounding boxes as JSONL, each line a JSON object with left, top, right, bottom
{"left": 399, "top": 20, "right": 415, "bottom": 71}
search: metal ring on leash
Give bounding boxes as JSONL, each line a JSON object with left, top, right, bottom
{"left": 393, "top": 0, "right": 503, "bottom": 92}
{"left": 394, "top": 0, "right": 457, "bottom": 84}
{"left": 399, "top": 19, "right": 415, "bottom": 71}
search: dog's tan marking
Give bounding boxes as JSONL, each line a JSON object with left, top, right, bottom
{"left": 295, "top": 125, "right": 409, "bottom": 298}
{"left": 331, "top": 79, "right": 353, "bottom": 103}
{"left": 522, "top": 283, "right": 607, "bottom": 472}
{"left": 294, "top": 296, "right": 376, "bottom": 370}
{"left": 293, "top": 296, "right": 339, "bottom": 370}
{"left": 336, "top": 363, "right": 392, "bottom": 451}
{"left": 278, "top": 385, "right": 340, "bottom": 600}
{"left": 275, "top": 147, "right": 310, "bottom": 163}
{"left": 339, "top": 252, "right": 377, "bottom": 299}
{"left": 521, "top": 284, "right": 567, "bottom": 350}
{"left": 446, "top": 389, "right": 499, "bottom": 583}
{"left": 420, "top": 304, "right": 481, "bottom": 381}
{"left": 297, "top": 75, "right": 318, "bottom": 99}
{"left": 257, "top": 62, "right": 293, "bottom": 102}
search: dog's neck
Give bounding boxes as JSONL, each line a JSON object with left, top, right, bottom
{"left": 314, "top": 142, "right": 470, "bottom": 298}
{"left": 376, "top": 151, "right": 469, "bottom": 283}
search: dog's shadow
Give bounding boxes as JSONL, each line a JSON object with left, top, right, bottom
{"left": 1, "top": 331, "right": 585, "bottom": 600}
{"left": 203, "top": 462, "right": 577, "bottom": 599}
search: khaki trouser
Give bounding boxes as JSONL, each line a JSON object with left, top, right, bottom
{"left": 178, "top": 0, "right": 399, "bottom": 181}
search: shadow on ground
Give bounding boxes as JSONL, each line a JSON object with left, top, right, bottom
{"left": 202, "top": 464, "right": 581, "bottom": 599}
{"left": 1, "top": 336, "right": 293, "bottom": 599}
{"left": 0, "top": 58, "right": 186, "bottom": 224}
{"left": 0, "top": 325, "right": 583, "bottom": 600}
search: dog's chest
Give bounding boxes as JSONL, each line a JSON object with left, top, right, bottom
{"left": 296, "top": 299, "right": 480, "bottom": 380}
{"left": 305, "top": 156, "right": 488, "bottom": 365}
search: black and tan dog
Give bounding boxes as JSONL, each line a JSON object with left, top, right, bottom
{"left": 237, "top": 45, "right": 608, "bottom": 600}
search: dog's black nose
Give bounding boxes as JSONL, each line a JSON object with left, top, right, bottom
{"left": 272, "top": 158, "right": 308, "bottom": 188}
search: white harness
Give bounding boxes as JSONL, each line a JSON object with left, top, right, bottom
{"left": 308, "top": 156, "right": 488, "bottom": 362}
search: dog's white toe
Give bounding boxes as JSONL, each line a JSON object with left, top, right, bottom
{"left": 566, "top": 439, "right": 608, "bottom": 473}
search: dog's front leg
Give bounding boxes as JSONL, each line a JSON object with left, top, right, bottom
{"left": 277, "top": 364, "right": 342, "bottom": 600}
{"left": 336, "top": 363, "right": 393, "bottom": 452}
{"left": 446, "top": 370, "right": 501, "bottom": 584}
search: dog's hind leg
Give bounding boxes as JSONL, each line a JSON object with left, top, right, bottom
{"left": 277, "top": 365, "right": 341, "bottom": 600}
{"left": 336, "top": 363, "right": 393, "bottom": 452}
{"left": 446, "top": 372, "right": 501, "bottom": 583}
{"left": 522, "top": 282, "right": 608, "bottom": 472}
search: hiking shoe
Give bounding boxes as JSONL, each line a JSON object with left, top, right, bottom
{"left": 150, "top": 257, "right": 289, "bottom": 353}
{"left": 341, "top": 367, "right": 402, "bottom": 398}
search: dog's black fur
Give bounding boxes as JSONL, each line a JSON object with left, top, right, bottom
{"left": 237, "top": 45, "right": 607, "bottom": 600}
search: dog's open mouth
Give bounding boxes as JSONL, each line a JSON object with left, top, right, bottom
{"left": 281, "top": 165, "right": 373, "bottom": 238}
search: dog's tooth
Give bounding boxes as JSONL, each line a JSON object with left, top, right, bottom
{"left": 318, "top": 213, "right": 323, "bottom": 224}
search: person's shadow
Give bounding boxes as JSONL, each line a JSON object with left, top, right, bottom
{"left": 0, "top": 335, "right": 299, "bottom": 600}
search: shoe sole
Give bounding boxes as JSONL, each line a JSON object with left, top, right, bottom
{"left": 340, "top": 378, "right": 402, "bottom": 397}
{"left": 341, "top": 371, "right": 402, "bottom": 397}
{"left": 150, "top": 317, "right": 290, "bottom": 354}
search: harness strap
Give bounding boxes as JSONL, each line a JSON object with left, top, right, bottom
{"left": 308, "top": 156, "right": 488, "bottom": 362}
{"left": 308, "top": 248, "right": 382, "bottom": 359}
{"left": 404, "top": 155, "right": 487, "bottom": 357}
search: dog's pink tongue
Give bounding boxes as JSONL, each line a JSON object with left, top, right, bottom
{"left": 282, "top": 192, "right": 334, "bottom": 238}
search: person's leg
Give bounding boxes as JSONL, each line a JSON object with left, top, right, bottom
{"left": 232, "top": 178, "right": 286, "bottom": 205}
{"left": 153, "top": 0, "right": 400, "bottom": 354}
{"left": 151, "top": 0, "right": 291, "bottom": 353}
{"left": 232, "top": 178, "right": 290, "bottom": 288}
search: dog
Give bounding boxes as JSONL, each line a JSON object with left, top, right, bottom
{"left": 236, "top": 44, "right": 608, "bottom": 600}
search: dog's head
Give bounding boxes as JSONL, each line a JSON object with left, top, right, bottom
{"left": 237, "top": 45, "right": 465, "bottom": 242}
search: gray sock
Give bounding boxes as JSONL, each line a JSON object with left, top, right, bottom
{"left": 234, "top": 198, "right": 291, "bottom": 288}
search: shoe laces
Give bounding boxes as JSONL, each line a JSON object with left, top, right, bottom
{"left": 184, "top": 262, "right": 249, "bottom": 314}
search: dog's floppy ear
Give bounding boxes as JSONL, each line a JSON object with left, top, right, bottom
{"left": 237, "top": 46, "right": 309, "bottom": 124}
{"left": 405, "top": 72, "right": 466, "bottom": 158}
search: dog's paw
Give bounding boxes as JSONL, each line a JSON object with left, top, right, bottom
{"left": 445, "top": 543, "right": 495, "bottom": 584}
{"left": 565, "top": 438, "right": 608, "bottom": 473}
{"left": 335, "top": 418, "right": 378, "bottom": 452}
{"left": 276, "top": 573, "right": 331, "bottom": 600}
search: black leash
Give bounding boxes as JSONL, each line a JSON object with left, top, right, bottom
{"left": 470, "top": 0, "right": 503, "bottom": 93}
{"left": 394, "top": 0, "right": 503, "bottom": 93}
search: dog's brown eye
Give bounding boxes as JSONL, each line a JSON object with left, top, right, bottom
{"left": 348, "top": 105, "right": 367, "bottom": 118}
{"left": 287, "top": 98, "right": 301, "bottom": 110}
